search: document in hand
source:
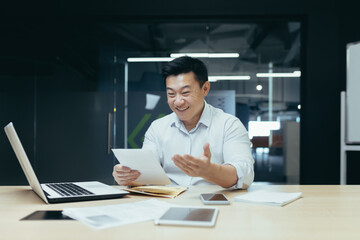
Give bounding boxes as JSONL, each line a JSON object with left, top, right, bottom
{"left": 234, "top": 190, "right": 302, "bottom": 207}
{"left": 112, "top": 149, "right": 171, "bottom": 185}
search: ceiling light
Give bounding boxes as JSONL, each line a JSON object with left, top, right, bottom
{"left": 170, "top": 53, "right": 239, "bottom": 58}
{"left": 127, "top": 57, "right": 174, "bottom": 62}
{"left": 256, "top": 71, "right": 301, "bottom": 78}
{"left": 256, "top": 84, "right": 263, "bottom": 91}
{"left": 208, "top": 76, "right": 251, "bottom": 82}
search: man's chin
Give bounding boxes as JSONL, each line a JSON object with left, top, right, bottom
{"left": 175, "top": 114, "right": 186, "bottom": 120}
{"left": 175, "top": 113, "right": 188, "bottom": 122}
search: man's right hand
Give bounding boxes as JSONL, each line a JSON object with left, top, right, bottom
{"left": 112, "top": 164, "right": 141, "bottom": 186}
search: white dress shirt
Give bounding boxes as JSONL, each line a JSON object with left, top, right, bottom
{"left": 142, "top": 101, "right": 254, "bottom": 189}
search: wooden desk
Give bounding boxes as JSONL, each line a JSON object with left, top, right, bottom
{"left": 1, "top": 185, "right": 360, "bottom": 240}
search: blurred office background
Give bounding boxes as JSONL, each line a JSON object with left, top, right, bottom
{"left": 1, "top": 0, "right": 359, "bottom": 185}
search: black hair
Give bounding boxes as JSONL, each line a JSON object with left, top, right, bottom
{"left": 161, "top": 56, "right": 208, "bottom": 87}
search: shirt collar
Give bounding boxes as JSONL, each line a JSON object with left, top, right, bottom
{"left": 197, "top": 101, "right": 211, "bottom": 128}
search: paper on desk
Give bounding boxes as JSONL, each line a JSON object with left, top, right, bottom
{"left": 62, "top": 199, "right": 173, "bottom": 229}
{"left": 234, "top": 190, "right": 302, "bottom": 207}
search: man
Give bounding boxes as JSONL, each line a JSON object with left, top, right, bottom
{"left": 113, "top": 56, "right": 254, "bottom": 189}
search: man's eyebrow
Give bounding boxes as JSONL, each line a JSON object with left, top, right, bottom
{"left": 166, "top": 85, "right": 191, "bottom": 91}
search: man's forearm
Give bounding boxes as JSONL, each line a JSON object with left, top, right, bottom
{"left": 201, "top": 163, "right": 238, "bottom": 188}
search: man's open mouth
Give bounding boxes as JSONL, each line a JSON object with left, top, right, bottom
{"left": 176, "top": 106, "right": 189, "bottom": 111}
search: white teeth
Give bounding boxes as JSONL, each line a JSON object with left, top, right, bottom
{"left": 176, "top": 107, "right": 189, "bottom": 111}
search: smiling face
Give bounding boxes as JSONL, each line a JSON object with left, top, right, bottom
{"left": 166, "top": 71, "right": 210, "bottom": 131}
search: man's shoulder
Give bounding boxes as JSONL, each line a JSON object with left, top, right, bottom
{"left": 207, "top": 104, "right": 247, "bottom": 135}
{"left": 208, "top": 104, "right": 238, "bottom": 122}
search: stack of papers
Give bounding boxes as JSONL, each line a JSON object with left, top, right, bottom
{"left": 62, "top": 199, "right": 172, "bottom": 229}
{"left": 124, "top": 186, "right": 187, "bottom": 198}
{"left": 234, "top": 190, "right": 302, "bottom": 207}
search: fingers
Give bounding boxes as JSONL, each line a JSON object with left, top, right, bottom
{"left": 114, "top": 164, "right": 131, "bottom": 173}
{"left": 172, "top": 148, "right": 212, "bottom": 177}
{"left": 203, "top": 142, "right": 211, "bottom": 158}
{"left": 183, "top": 155, "right": 201, "bottom": 169}
{"left": 113, "top": 171, "right": 140, "bottom": 186}
{"left": 112, "top": 164, "right": 141, "bottom": 186}
{"left": 172, "top": 155, "right": 189, "bottom": 172}
{"left": 173, "top": 160, "right": 193, "bottom": 176}
{"left": 173, "top": 155, "right": 200, "bottom": 168}
{"left": 172, "top": 155, "right": 201, "bottom": 176}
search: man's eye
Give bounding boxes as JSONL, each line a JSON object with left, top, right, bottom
{"left": 167, "top": 93, "right": 175, "bottom": 96}
{"left": 182, "top": 92, "right": 190, "bottom": 95}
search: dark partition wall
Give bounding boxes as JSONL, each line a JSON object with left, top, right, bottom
{"left": 0, "top": 93, "right": 34, "bottom": 185}
{"left": 0, "top": 27, "right": 119, "bottom": 185}
{"left": 35, "top": 92, "right": 114, "bottom": 184}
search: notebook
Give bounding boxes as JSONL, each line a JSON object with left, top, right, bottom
{"left": 234, "top": 190, "right": 302, "bottom": 207}
{"left": 4, "top": 122, "right": 129, "bottom": 204}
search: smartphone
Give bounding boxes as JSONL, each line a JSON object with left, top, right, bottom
{"left": 200, "top": 193, "right": 230, "bottom": 205}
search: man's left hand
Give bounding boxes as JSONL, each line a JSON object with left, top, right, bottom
{"left": 172, "top": 142, "right": 211, "bottom": 177}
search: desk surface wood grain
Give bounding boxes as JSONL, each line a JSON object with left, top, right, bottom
{"left": 1, "top": 184, "right": 359, "bottom": 240}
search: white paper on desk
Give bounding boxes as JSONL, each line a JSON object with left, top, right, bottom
{"left": 62, "top": 199, "right": 173, "bottom": 229}
{"left": 112, "top": 149, "right": 171, "bottom": 185}
{"left": 234, "top": 190, "right": 302, "bottom": 207}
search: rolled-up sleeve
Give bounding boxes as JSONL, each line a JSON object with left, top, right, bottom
{"left": 222, "top": 118, "right": 254, "bottom": 189}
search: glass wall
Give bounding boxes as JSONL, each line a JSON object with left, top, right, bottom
{"left": 111, "top": 21, "right": 301, "bottom": 184}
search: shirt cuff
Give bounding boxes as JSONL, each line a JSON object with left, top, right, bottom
{"left": 223, "top": 161, "right": 254, "bottom": 189}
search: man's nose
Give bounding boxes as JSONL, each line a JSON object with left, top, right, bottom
{"left": 174, "top": 95, "right": 184, "bottom": 105}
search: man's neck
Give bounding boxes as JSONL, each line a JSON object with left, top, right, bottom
{"left": 183, "top": 102, "right": 206, "bottom": 132}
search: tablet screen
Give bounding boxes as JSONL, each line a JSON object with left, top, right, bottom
{"left": 155, "top": 207, "right": 218, "bottom": 227}
{"left": 201, "top": 193, "right": 228, "bottom": 201}
{"left": 161, "top": 207, "right": 215, "bottom": 221}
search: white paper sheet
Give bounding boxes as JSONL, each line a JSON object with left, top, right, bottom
{"left": 234, "top": 190, "right": 302, "bottom": 207}
{"left": 112, "top": 149, "right": 171, "bottom": 185}
{"left": 62, "top": 199, "right": 173, "bottom": 229}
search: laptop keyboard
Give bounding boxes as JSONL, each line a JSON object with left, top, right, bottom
{"left": 46, "top": 183, "right": 94, "bottom": 197}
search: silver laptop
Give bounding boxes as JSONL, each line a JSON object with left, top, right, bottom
{"left": 4, "top": 122, "right": 129, "bottom": 204}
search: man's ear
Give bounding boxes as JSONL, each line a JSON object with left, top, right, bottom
{"left": 203, "top": 81, "right": 211, "bottom": 96}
